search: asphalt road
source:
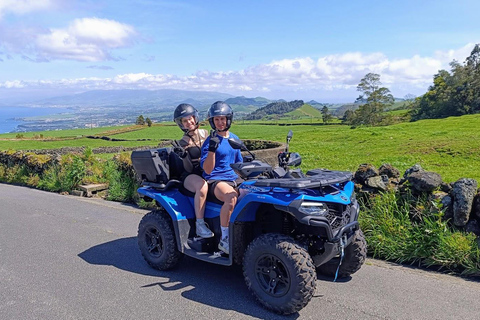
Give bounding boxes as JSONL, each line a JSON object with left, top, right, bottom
{"left": 1, "top": 183, "right": 479, "bottom": 320}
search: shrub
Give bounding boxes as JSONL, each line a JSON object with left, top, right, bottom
{"left": 103, "top": 153, "right": 137, "bottom": 202}
{"left": 26, "top": 174, "right": 40, "bottom": 187}
{"left": 61, "top": 154, "right": 87, "bottom": 191}
{"left": 38, "top": 164, "right": 62, "bottom": 192}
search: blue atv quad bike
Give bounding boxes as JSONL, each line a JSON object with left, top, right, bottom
{"left": 131, "top": 130, "right": 366, "bottom": 315}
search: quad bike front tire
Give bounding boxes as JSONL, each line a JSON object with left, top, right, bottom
{"left": 243, "top": 234, "right": 317, "bottom": 315}
{"left": 317, "top": 229, "right": 367, "bottom": 278}
{"left": 137, "top": 210, "right": 183, "bottom": 270}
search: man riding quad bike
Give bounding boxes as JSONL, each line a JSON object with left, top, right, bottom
{"left": 131, "top": 130, "right": 367, "bottom": 315}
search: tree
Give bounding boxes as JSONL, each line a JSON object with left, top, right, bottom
{"left": 342, "top": 109, "right": 355, "bottom": 124}
{"left": 411, "top": 44, "right": 480, "bottom": 120}
{"left": 136, "top": 115, "right": 145, "bottom": 125}
{"left": 350, "top": 73, "right": 394, "bottom": 126}
{"left": 465, "top": 44, "right": 480, "bottom": 114}
{"left": 321, "top": 106, "right": 333, "bottom": 124}
{"left": 146, "top": 117, "right": 152, "bottom": 127}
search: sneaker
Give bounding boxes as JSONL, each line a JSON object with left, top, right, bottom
{"left": 218, "top": 236, "right": 229, "bottom": 255}
{"left": 196, "top": 220, "right": 214, "bottom": 238}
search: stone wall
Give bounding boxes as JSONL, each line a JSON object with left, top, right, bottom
{"left": 354, "top": 163, "right": 480, "bottom": 237}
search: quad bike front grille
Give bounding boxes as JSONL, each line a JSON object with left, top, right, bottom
{"left": 324, "top": 203, "right": 352, "bottom": 230}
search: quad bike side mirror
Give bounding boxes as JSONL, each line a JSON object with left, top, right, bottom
{"left": 285, "top": 130, "right": 293, "bottom": 152}
{"left": 287, "top": 130, "right": 293, "bottom": 143}
{"left": 228, "top": 138, "right": 246, "bottom": 150}
{"left": 228, "top": 138, "right": 256, "bottom": 161}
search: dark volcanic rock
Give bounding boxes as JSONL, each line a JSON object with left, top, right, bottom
{"left": 452, "top": 178, "right": 478, "bottom": 227}
{"left": 354, "top": 164, "right": 379, "bottom": 184}
{"left": 407, "top": 171, "right": 442, "bottom": 193}
{"left": 379, "top": 163, "right": 400, "bottom": 179}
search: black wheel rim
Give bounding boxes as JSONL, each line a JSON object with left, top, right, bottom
{"left": 144, "top": 226, "right": 163, "bottom": 257}
{"left": 255, "top": 254, "right": 291, "bottom": 297}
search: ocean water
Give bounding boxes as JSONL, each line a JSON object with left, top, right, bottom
{"left": 0, "top": 106, "right": 72, "bottom": 133}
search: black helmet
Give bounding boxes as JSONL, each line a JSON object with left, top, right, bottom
{"left": 173, "top": 103, "right": 199, "bottom": 132}
{"left": 207, "top": 101, "right": 233, "bottom": 131}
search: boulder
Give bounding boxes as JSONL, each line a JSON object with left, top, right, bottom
{"left": 379, "top": 163, "right": 400, "bottom": 179}
{"left": 473, "top": 192, "right": 480, "bottom": 220}
{"left": 403, "top": 164, "right": 423, "bottom": 179}
{"left": 452, "top": 178, "right": 478, "bottom": 227}
{"left": 407, "top": 171, "right": 443, "bottom": 193}
{"left": 354, "top": 164, "right": 379, "bottom": 184}
{"left": 465, "top": 219, "right": 480, "bottom": 237}
{"left": 365, "top": 175, "right": 388, "bottom": 191}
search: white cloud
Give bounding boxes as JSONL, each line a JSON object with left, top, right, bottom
{"left": 3, "top": 80, "right": 25, "bottom": 88}
{"left": 35, "top": 17, "right": 137, "bottom": 61}
{"left": 1, "top": 43, "right": 477, "bottom": 101}
{"left": 0, "top": 0, "right": 53, "bottom": 19}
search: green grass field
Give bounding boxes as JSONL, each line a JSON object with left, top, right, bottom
{"left": 2, "top": 114, "right": 480, "bottom": 182}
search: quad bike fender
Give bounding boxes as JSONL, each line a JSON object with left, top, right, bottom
{"left": 300, "top": 180, "right": 355, "bottom": 206}
{"left": 232, "top": 180, "right": 355, "bottom": 223}
{"left": 231, "top": 192, "right": 299, "bottom": 222}
{"left": 137, "top": 187, "right": 221, "bottom": 253}
{"left": 137, "top": 186, "right": 194, "bottom": 221}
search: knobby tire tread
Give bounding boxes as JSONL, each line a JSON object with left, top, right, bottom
{"left": 138, "top": 209, "right": 183, "bottom": 270}
{"left": 243, "top": 234, "right": 317, "bottom": 315}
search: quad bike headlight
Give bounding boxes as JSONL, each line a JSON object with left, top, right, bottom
{"left": 350, "top": 191, "right": 356, "bottom": 202}
{"left": 298, "top": 202, "right": 328, "bottom": 216}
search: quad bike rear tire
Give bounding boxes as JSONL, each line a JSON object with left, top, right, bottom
{"left": 317, "top": 229, "right": 367, "bottom": 278}
{"left": 243, "top": 234, "right": 317, "bottom": 315}
{"left": 138, "top": 210, "right": 183, "bottom": 270}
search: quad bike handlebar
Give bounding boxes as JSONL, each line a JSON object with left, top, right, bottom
{"left": 229, "top": 130, "right": 302, "bottom": 180}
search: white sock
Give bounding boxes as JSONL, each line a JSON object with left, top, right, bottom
{"left": 221, "top": 226, "right": 228, "bottom": 239}
{"left": 196, "top": 218, "right": 204, "bottom": 224}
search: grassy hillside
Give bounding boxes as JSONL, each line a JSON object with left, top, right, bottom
{"left": 286, "top": 104, "right": 323, "bottom": 118}
{"left": 2, "top": 114, "right": 480, "bottom": 182}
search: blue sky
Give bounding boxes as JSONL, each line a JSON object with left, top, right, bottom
{"left": 0, "top": 0, "right": 479, "bottom": 104}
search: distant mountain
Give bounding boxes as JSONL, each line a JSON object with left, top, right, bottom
{"left": 225, "top": 96, "right": 272, "bottom": 107}
{"left": 29, "top": 89, "right": 235, "bottom": 110}
{"left": 307, "top": 100, "right": 326, "bottom": 108}
{"left": 245, "top": 100, "right": 304, "bottom": 120}
{"left": 333, "top": 103, "right": 359, "bottom": 117}
{"left": 223, "top": 96, "right": 272, "bottom": 118}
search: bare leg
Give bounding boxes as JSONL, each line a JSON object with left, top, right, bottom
{"left": 184, "top": 174, "right": 208, "bottom": 219}
{"left": 214, "top": 182, "right": 238, "bottom": 227}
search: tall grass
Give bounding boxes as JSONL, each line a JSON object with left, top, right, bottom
{"left": 103, "top": 152, "right": 137, "bottom": 202}
{"left": 359, "top": 190, "right": 480, "bottom": 275}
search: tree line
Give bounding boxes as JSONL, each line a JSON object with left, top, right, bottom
{"left": 411, "top": 44, "right": 480, "bottom": 120}
{"left": 342, "top": 43, "right": 480, "bottom": 126}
